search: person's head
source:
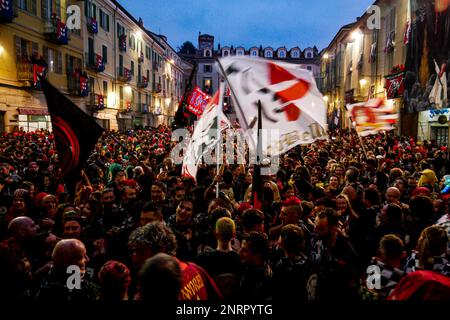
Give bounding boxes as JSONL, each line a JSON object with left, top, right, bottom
{"left": 280, "top": 224, "right": 305, "bottom": 257}
{"left": 394, "top": 177, "right": 407, "bottom": 193}
{"left": 417, "top": 225, "right": 449, "bottom": 267}
{"left": 385, "top": 187, "right": 401, "bottom": 204}
{"left": 139, "top": 253, "right": 182, "bottom": 301}
{"left": 140, "top": 202, "right": 163, "bottom": 226}
{"left": 341, "top": 185, "right": 357, "bottom": 202}
{"left": 409, "top": 195, "right": 434, "bottom": 223}
{"left": 408, "top": 176, "right": 418, "bottom": 190}
{"left": 8, "top": 216, "right": 40, "bottom": 243}
{"left": 336, "top": 194, "right": 351, "bottom": 213}
{"left": 381, "top": 203, "right": 403, "bottom": 226}
{"left": 378, "top": 234, "right": 405, "bottom": 266}
{"left": 98, "top": 260, "right": 131, "bottom": 301}
{"left": 175, "top": 197, "right": 195, "bottom": 225}
{"left": 345, "top": 167, "right": 359, "bottom": 184}
{"left": 215, "top": 217, "right": 236, "bottom": 244}
{"left": 241, "top": 208, "right": 265, "bottom": 233}
{"left": 328, "top": 175, "right": 339, "bottom": 189}
{"left": 12, "top": 189, "right": 28, "bottom": 211}
{"left": 101, "top": 188, "right": 115, "bottom": 207}
{"left": 41, "top": 194, "right": 57, "bottom": 219}
{"left": 173, "top": 185, "right": 186, "bottom": 204}
{"left": 62, "top": 218, "right": 83, "bottom": 239}
{"left": 151, "top": 181, "right": 167, "bottom": 202}
{"left": 128, "top": 222, "right": 177, "bottom": 269}
{"left": 363, "top": 188, "right": 380, "bottom": 207}
{"left": 282, "top": 185, "right": 296, "bottom": 199}
{"left": 209, "top": 207, "right": 232, "bottom": 231}
{"left": 333, "top": 164, "right": 345, "bottom": 177}
{"left": 314, "top": 208, "right": 340, "bottom": 241}
{"left": 52, "top": 239, "right": 89, "bottom": 276}
{"left": 280, "top": 205, "right": 302, "bottom": 225}
{"left": 240, "top": 232, "right": 270, "bottom": 267}
{"left": 121, "top": 186, "right": 137, "bottom": 203}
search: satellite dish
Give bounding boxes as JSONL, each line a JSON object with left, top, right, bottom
{"left": 438, "top": 115, "right": 448, "bottom": 124}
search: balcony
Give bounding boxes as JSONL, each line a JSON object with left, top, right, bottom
{"left": 87, "top": 17, "right": 98, "bottom": 34}
{"left": 43, "top": 18, "right": 69, "bottom": 45}
{"left": 67, "top": 71, "right": 89, "bottom": 96}
{"left": 136, "top": 103, "right": 149, "bottom": 113}
{"left": 85, "top": 53, "right": 105, "bottom": 72}
{"left": 87, "top": 93, "right": 106, "bottom": 110}
{"left": 16, "top": 61, "right": 34, "bottom": 82}
{"left": 153, "top": 83, "right": 161, "bottom": 94}
{"left": 137, "top": 76, "right": 148, "bottom": 89}
{"left": 117, "top": 67, "right": 132, "bottom": 82}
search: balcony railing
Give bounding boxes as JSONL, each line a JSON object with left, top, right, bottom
{"left": 85, "top": 53, "right": 104, "bottom": 72}
{"left": 16, "top": 62, "right": 34, "bottom": 82}
{"left": 43, "top": 17, "right": 69, "bottom": 45}
{"left": 137, "top": 76, "right": 148, "bottom": 89}
{"left": 118, "top": 67, "right": 132, "bottom": 82}
{"left": 87, "top": 92, "right": 106, "bottom": 110}
{"left": 135, "top": 103, "right": 149, "bottom": 113}
{"left": 153, "top": 83, "right": 161, "bottom": 94}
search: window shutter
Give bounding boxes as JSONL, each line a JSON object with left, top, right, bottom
{"left": 106, "top": 14, "right": 110, "bottom": 31}
{"left": 102, "top": 45, "right": 107, "bottom": 64}
{"left": 55, "top": 0, "right": 61, "bottom": 18}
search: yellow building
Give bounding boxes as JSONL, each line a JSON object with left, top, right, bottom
{"left": 320, "top": 0, "right": 409, "bottom": 134}
{"left": 0, "top": 0, "right": 187, "bottom": 132}
{"left": 0, "top": 0, "right": 84, "bottom": 132}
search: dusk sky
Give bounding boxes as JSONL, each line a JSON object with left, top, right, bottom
{"left": 120, "top": 0, "right": 374, "bottom": 51}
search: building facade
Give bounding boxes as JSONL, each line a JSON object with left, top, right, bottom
{"left": 320, "top": 0, "right": 450, "bottom": 146}
{"left": 0, "top": 0, "right": 187, "bottom": 132}
{"left": 181, "top": 33, "right": 322, "bottom": 101}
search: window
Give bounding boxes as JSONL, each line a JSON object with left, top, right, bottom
{"left": 117, "top": 23, "right": 125, "bottom": 38}
{"left": 292, "top": 50, "right": 299, "bottom": 58}
{"left": 223, "top": 50, "right": 229, "bottom": 57}
{"left": 146, "top": 45, "right": 150, "bottom": 59}
{"left": 265, "top": 51, "right": 272, "bottom": 58}
{"left": 102, "top": 45, "right": 107, "bottom": 64}
{"left": 18, "top": 0, "right": 37, "bottom": 15}
{"left": 131, "top": 61, "right": 135, "bottom": 75}
{"left": 66, "top": 54, "right": 82, "bottom": 74}
{"left": 279, "top": 51, "right": 286, "bottom": 58}
{"left": 203, "top": 78, "right": 212, "bottom": 93}
{"left": 204, "top": 49, "right": 211, "bottom": 57}
{"left": 306, "top": 52, "right": 313, "bottom": 58}
{"left": 307, "top": 66, "right": 312, "bottom": 71}
{"left": 43, "top": 46, "right": 62, "bottom": 74}
{"left": 251, "top": 50, "right": 258, "bottom": 57}
{"left": 103, "top": 81, "right": 108, "bottom": 96}
{"left": 203, "top": 65, "right": 212, "bottom": 73}
{"left": 41, "top": 0, "right": 52, "bottom": 20}
{"left": 237, "top": 50, "right": 244, "bottom": 56}
{"left": 99, "top": 10, "right": 110, "bottom": 32}
{"left": 15, "top": 36, "right": 38, "bottom": 61}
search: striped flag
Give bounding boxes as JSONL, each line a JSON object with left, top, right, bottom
{"left": 346, "top": 98, "right": 398, "bottom": 136}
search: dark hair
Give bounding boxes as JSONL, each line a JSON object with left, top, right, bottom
{"left": 409, "top": 195, "right": 434, "bottom": 223}
{"left": 280, "top": 224, "right": 305, "bottom": 255}
{"left": 364, "top": 188, "right": 380, "bottom": 206}
{"left": 141, "top": 202, "right": 162, "bottom": 216}
{"left": 242, "top": 231, "right": 270, "bottom": 261}
{"left": 317, "top": 207, "right": 340, "bottom": 227}
{"left": 241, "top": 208, "right": 264, "bottom": 231}
{"left": 314, "top": 198, "right": 337, "bottom": 210}
{"left": 345, "top": 167, "right": 359, "bottom": 183}
{"left": 209, "top": 207, "right": 232, "bottom": 230}
{"left": 139, "top": 253, "right": 182, "bottom": 301}
{"left": 379, "top": 234, "right": 404, "bottom": 262}
{"left": 384, "top": 203, "right": 403, "bottom": 226}
{"left": 152, "top": 181, "right": 167, "bottom": 194}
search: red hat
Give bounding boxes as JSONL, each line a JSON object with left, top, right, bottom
{"left": 121, "top": 179, "right": 137, "bottom": 187}
{"left": 412, "top": 187, "right": 431, "bottom": 196}
{"left": 282, "top": 196, "right": 302, "bottom": 207}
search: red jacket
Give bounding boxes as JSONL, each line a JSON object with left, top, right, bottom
{"left": 388, "top": 270, "right": 450, "bottom": 300}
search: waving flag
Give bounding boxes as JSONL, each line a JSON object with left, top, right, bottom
{"left": 41, "top": 79, "right": 104, "bottom": 196}
{"left": 56, "top": 20, "right": 68, "bottom": 45}
{"left": 88, "top": 17, "right": 98, "bottom": 34}
{"left": 79, "top": 75, "right": 89, "bottom": 96}
{"left": 95, "top": 54, "right": 105, "bottom": 72}
{"left": 33, "top": 64, "right": 47, "bottom": 89}
{"left": 140, "top": 76, "right": 148, "bottom": 88}
{"left": 182, "top": 86, "right": 230, "bottom": 180}
{"left": 0, "top": 0, "right": 13, "bottom": 22}
{"left": 346, "top": 98, "right": 398, "bottom": 136}
{"left": 187, "top": 86, "right": 209, "bottom": 117}
{"left": 218, "top": 56, "right": 327, "bottom": 156}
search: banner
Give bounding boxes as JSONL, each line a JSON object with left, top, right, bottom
{"left": 187, "top": 86, "right": 209, "bottom": 117}
{"left": 56, "top": 20, "right": 68, "bottom": 45}
{"left": 41, "top": 79, "right": 104, "bottom": 195}
{"left": 79, "top": 75, "right": 89, "bottom": 96}
{"left": 385, "top": 70, "right": 405, "bottom": 99}
{"left": 182, "top": 87, "right": 230, "bottom": 180}
{"left": 88, "top": 17, "right": 98, "bottom": 34}
{"left": 346, "top": 98, "right": 398, "bottom": 136}
{"left": 0, "top": 0, "right": 13, "bottom": 22}
{"left": 95, "top": 54, "right": 105, "bottom": 72}
{"left": 140, "top": 76, "right": 148, "bottom": 88}
{"left": 217, "top": 56, "right": 327, "bottom": 156}
{"left": 33, "top": 64, "right": 47, "bottom": 89}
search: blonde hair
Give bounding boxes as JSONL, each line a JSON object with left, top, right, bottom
{"left": 215, "top": 217, "right": 236, "bottom": 242}
{"left": 336, "top": 193, "right": 359, "bottom": 220}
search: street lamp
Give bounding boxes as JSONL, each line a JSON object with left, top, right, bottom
{"left": 359, "top": 79, "right": 368, "bottom": 86}
{"left": 323, "top": 53, "right": 329, "bottom": 60}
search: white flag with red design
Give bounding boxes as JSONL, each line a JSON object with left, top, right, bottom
{"left": 218, "top": 56, "right": 327, "bottom": 156}
{"left": 346, "top": 98, "right": 398, "bottom": 136}
{"left": 182, "top": 86, "right": 230, "bottom": 180}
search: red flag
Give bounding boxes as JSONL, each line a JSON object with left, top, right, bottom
{"left": 187, "top": 86, "right": 210, "bottom": 116}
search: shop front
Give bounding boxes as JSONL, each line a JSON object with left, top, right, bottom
{"left": 17, "top": 108, "right": 52, "bottom": 132}
{"left": 417, "top": 109, "right": 450, "bottom": 147}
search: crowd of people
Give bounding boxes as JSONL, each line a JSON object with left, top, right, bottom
{"left": 1, "top": 125, "right": 450, "bottom": 301}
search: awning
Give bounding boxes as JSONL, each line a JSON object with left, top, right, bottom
{"left": 17, "top": 108, "right": 49, "bottom": 115}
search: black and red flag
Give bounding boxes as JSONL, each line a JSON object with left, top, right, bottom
{"left": 41, "top": 79, "right": 104, "bottom": 196}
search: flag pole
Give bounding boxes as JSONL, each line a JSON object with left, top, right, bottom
{"left": 216, "top": 80, "right": 226, "bottom": 198}
{"left": 252, "top": 100, "right": 264, "bottom": 209}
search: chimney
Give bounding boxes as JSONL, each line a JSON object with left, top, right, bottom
{"left": 138, "top": 17, "right": 143, "bottom": 26}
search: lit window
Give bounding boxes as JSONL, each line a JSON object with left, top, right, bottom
{"left": 279, "top": 51, "right": 285, "bottom": 58}
{"left": 292, "top": 51, "right": 299, "bottom": 58}
{"left": 265, "top": 51, "right": 272, "bottom": 58}
{"left": 251, "top": 50, "right": 258, "bottom": 56}
{"left": 237, "top": 50, "right": 244, "bottom": 56}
